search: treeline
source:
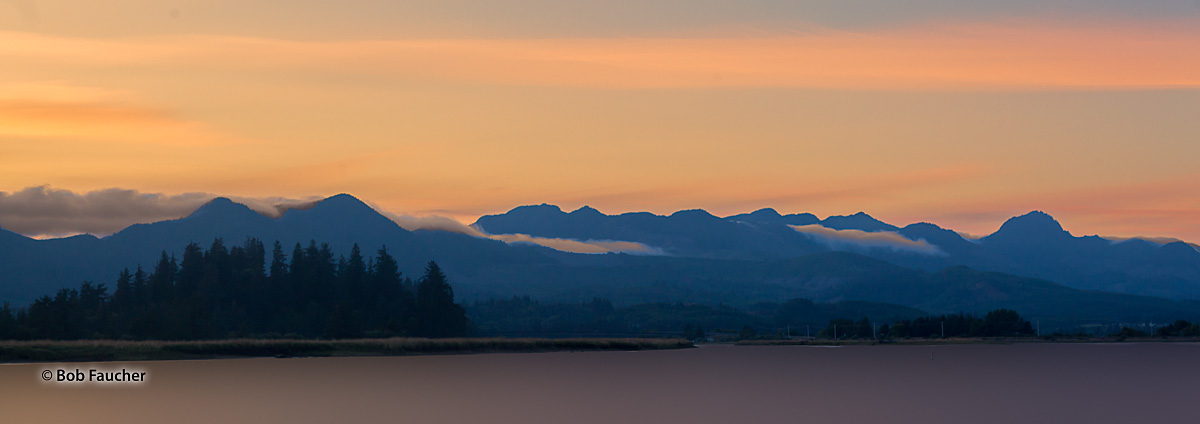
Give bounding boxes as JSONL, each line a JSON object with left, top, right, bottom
{"left": 469, "top": 296, "right": 758, "bottom": 336}
{"left": 0, "top": 238, "right": 467, "bottom": 340}
{"left": 1115, "top": 320, "right": 1200, "bottom": 338}
{"left": 468, "top": 297, "right": 1045, "bottom": 341}
{"left": 816, "top": 309, "right": 1036, "bottom": 340}
{"left": 468, "top": 296, "right": 925, "bottom": 337}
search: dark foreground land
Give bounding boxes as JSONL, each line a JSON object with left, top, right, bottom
{"left": 0, "top": 337, "right": 693, "bottom": 363}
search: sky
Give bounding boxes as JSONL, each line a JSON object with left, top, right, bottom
{"left": 1, "top": 1, "right": 1199, "bottom": 241}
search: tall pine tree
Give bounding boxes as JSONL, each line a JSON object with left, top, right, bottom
{"left": 415, "top": 261, "right": 467, "bottom": 338}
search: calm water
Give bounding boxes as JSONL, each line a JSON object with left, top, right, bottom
{"left": 3, "top": 343, "right": 1198, "bottom": 423}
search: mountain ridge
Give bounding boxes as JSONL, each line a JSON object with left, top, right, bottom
{"left": 2, "top": 194, "right": 1198, "bottom": 328}
{"left": 475, "top": 203, "right": 1200, "bottom": 299}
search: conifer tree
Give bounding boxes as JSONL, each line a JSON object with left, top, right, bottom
{"left": 416, "top": 261, "right": 467, "bottom": 338}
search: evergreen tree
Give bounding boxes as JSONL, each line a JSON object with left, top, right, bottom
{"left": 2, "top": 238, "right": 472, "bottom": 341}
{"left": 369, "top": 245, "right": 414, "bottom": 334}
{"left": 415, "top": 261, "right": 467, "bottom": 338}
{"left": 269, "top": 241, "right": 288, "bottom": 280}
{"left": 131, "top": 266, "right": 148, "bottom": 307}
{"left": 113, "top": 268, "right": 133, "bottom": 311}
{"left": 342, "top": 244, "right": 368, "bottom": 306}
{"left": 0, "top": 303, "right": 17, "bottom": 340}
{"left": 149, "top": 251, "right": 177, "bottom": 304}
{"left": 177, "top": 242, "right": 205, "bottom": 300}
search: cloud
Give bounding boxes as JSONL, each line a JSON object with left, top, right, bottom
{"left": 791, "top": 224, "right": 944, "bottom": 256}
{"left": 955, "top": 231, "right": 984, "bottom": 241}
{"left": 374, "top": 209, "right": 488, "bottom": 237}
{"left": 1103, "top": 236, "right": 1187, "bottom": 246}
{"left": 486, "top": 233, "right": 665, "bottom": 255}
{"left": 373, "top": 207, "right": 664, "bottom": 255}
{"left": 0, "top": 186, "right": 211, "bottom": 237}
{"left": 0, "top": 186, "right": 666, "bottom": 254}
{"left": 226, "top": 196, "right": 324, "bottom": 218}
{"left": 0, "top": 81, "right": 242, "bottom": 145}
{"left": 0, "top": 186, "right": 318, "bottom": 238}
{"left": 5, "top": 18, "right": 1200, "bottom": 90}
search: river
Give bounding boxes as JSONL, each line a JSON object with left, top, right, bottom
{"left": 3, "top": 343, "right": 1197, "bottom": 423}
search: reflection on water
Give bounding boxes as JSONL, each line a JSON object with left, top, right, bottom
{"left": 3, "top": 343, "right": 1199, "bottom": 423}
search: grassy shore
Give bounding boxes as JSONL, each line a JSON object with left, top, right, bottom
{"left": 0, "top": 337, "right": 693, "bottom": 363}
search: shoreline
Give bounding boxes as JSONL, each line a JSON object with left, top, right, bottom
{"left": 7, "top": 336, "right": 1195, "bottom": 364}
{"left": 0, "top": 337, "right": 693, "bottom": 364}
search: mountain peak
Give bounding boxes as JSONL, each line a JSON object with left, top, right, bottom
{"left": 725, "top": 208, "right": 820, "bottom": 226}
{"left": 993, "top": 211, "right": 1067, "bottom": 236}
{"left": 820, "top": 212, "right": 898, "bottom": 232}
{"left": 725, "top": 208, "right": 779, "bottom": 223}
{"left": 748, "top": 208, "right": 782, "bottom": 218}
{"left": 188, "top": 197, "right": 257, "bottom": 218}
{"left": 326, "top": 193, "right": 359, "bottom": 201}
{"left": 669, "top": 209, "right": 717, "bottom": 220}
{"left": 509, "top": 204, "right": 564, "bottom": 214}
{"left": 1160, "top": 241, "right": 1200, "bottom": 260}
{"left": 316, "top": 193, "right": 370, "bottom": 209}
{"left": 570, "top": 205, "right": 605, "bottom": 217}
{"left": 299, "top": 193, "right": 385, "bottom": 219}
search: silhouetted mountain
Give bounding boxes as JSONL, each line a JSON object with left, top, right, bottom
{"left": 474, "top": 205, "right": 826, "bottom": 260}
{"left": 981, "top": 211, "right": 1071, "bottom": 246}
{"left": 898, "top": 223, "right": 976, "bottom": 256}
{"left": 463, "top": 251, "right": 1195, "bottom": 328}
{"left": 477, "top": 205, "right": 1200, "bottom": 299}
{"left": 725, "top": 208, "right": 820, "bottom": 226}
{"left": 3, "top": 196, "right": 1200, "bottom": 329}
{"left": 0, "top": 195, "right": 554, "bottom": 305}
{"left": 820, "top": 212, "right": 899, "bottom": 232}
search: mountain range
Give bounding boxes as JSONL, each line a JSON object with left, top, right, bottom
{"left": 476, "top": 205, "right": 1200, "bottom": 298}
{"left": 2, "top": 194, "right": 1198, "bottom": 329}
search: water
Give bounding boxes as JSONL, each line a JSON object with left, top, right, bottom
{"left": 3, "top": 343, "right": 1198, "bottom": 423}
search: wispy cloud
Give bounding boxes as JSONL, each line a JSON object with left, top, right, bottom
{"left": 791, "top": 224, "right": 943, "bottom": 255}
{"left": 374, "top": 207, "right": 663, "bottom": 255}
{"left": 373, "top": 209, "right": 489, "bottom": 237}
{"left": 486, "top": 233, "right": 665, "bottom": 255}
{"left": 0, "top": 186, "right": 210, "bottom": 237}
{"left": 1103, "top": 236, "right": 1187, "bottom": 246}
{"left": 4, "top": 18, "right": 1199, "bottom": 90}
{"left": 0, "top": 186, "right": 317, "bottom": 238}
{"left": 0, "top": 81, "right": 242, "bottom": 145}
{"left": 0, "top": 186, "right": 666, "bottom": 254}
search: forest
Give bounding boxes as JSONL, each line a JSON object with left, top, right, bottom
{"left": 0, "top": 238, "right": 468, "bottom": 340}
{"left": 0, "top": 237, "right": 1184, "bottom": 342}
{"left": 817, "top": 309, "right": 1036, "bottom": 340}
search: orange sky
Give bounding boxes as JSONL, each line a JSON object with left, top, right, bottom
{"left": 1, "top": 3, "right": 1199, "bottom": 241}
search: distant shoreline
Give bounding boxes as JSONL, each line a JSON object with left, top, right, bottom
{"left": 0, "top": 337, "right": 693, "bottom": 364}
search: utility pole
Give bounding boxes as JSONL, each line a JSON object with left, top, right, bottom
{"left": 941, "top": 321, "right": 944, "bottom": 338}
{"left": 833, "top": 324, "right": 837, "bottom": 340}
{"left": 1037, "top": 321, "right": 1040, "bottom": 337}
{"left": 806, "top": 325, "right": 810, "bottom": 339}
{"left": 872, "top": 324, "right": 877, "bottom": 339}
